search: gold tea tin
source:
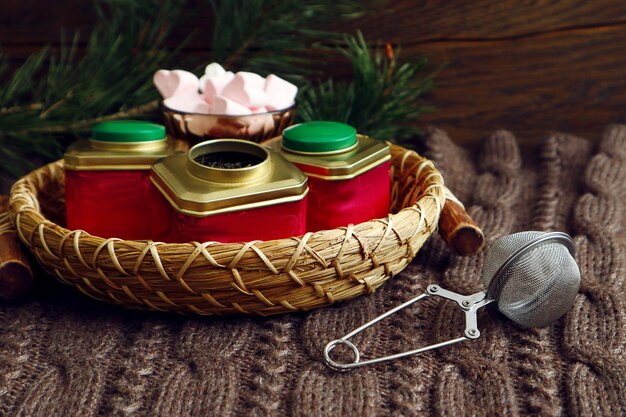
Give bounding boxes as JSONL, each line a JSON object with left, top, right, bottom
{"left": 150, "top": 139, "right": 309, "bottom": 242}
{"left": 151, "top": 139, "right": 308, "bottom": 215}
{"left": 272, "top": 121, "right": 391, "bottom": 232}
{"left": 63, "top": 120, "right": 183, "bottom": 240}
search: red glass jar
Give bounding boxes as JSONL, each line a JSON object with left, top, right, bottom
{"left": 278, "top": 121, "right": 391, "bottom": 232}
{"left": 64, "top": 121, "right": 181, "bottom": 240}
{"left": 150, "top": 139, "right": 308, "bottom": 243}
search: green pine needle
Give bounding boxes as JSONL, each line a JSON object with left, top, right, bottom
{"left": 297, "top": 31, "right": 435, "bottom": 142}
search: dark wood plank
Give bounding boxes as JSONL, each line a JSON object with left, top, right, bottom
{"left": 415, "top": 23, "right": 626, "bottom": 144}
{"left": 344, "top": 0, "right": 626, "bottom": 44}
{"left": 4, "top": 0, "right": 626, "bottom": 47}
{"left": 0, "top": 0, "right": 95, "bottom": 44}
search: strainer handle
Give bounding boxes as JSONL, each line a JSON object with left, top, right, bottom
{"left": 322, "top": 285, "right": 494, "bottom": 371}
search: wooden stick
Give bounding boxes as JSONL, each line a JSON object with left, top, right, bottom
{"left": 0, "top": 196, "right": 34, "bottom": 299}
{"left": 438, "top": 187, "right": 485, "bottom": 256}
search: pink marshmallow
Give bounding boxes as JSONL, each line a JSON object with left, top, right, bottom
{"left": 204, "top": 62, "right": 226, "bottom": 78}
{"left": 221, "top": 72, "right": 268, "bottom": 108}
{"left": 236, "top": 71, "right": 266, "bottom": 88}
{"left": 163, "top": 92, "right": 210, "bottom": 114}
{"left": 201, "top": 71, "right": 235, "bottom": 100}
{"left": 153, "top": 69, "right": 199, "bottom": 99}
{"left": 250, "top": 106, "right": 268, "bottom": 114}
{"left": 264, "top": 74, "right": 298, "bottom": 111}
{"left": 210, "top": 95, "right": 253, "bottom": 116}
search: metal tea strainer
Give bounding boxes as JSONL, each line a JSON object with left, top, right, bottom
{"left": 323, "top": 231, "right": 581, "bottom": 371}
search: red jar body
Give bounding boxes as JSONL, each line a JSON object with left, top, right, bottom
{"left": 65, "top": 169, "right": 170, "bottom": 240}
{"left": 278, "top": 123, "right": 391, "bottom": 232}
{"left": 167, "top": 198, "right": 307, "bottom": 243}
{"left": 304, "top": 161, "right": 390, "bottom": 232}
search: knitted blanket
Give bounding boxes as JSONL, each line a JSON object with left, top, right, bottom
{"left": 1, "top": 127, "right": 624, "bottom": 417}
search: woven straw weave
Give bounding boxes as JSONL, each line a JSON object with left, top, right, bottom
{"left": 7, "top": 144, "right": 445, "bottom": 315}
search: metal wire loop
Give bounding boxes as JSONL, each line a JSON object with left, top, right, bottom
{"left": 323, "top": 339, "right": 361, "bottom": 371}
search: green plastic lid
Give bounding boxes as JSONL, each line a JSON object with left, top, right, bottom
{"left": 92, "top": 120, "right": 166, "bottom": 142}
{"left": 282, "top": 121, "right": 357, "bottom": 153}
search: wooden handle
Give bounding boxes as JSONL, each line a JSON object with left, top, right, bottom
{"left": 438, "top": 188, "right": 485, "bottom": 256}
{"left": 0, "top": 196, "right": 34, "bottom": 299}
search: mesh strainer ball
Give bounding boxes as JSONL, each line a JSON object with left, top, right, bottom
{"left": 482, "top": 231, "right": 581, "bottom": 328}
{"left": 323, "top": 231, "right": 581, "bottom": 371}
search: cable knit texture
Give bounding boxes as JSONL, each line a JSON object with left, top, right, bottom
{"left": 1, "top": 127, "right": 625, "bottom": 416}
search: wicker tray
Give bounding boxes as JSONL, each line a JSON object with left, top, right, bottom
{"left": 8, "top": 144, "right": 446, "bottom": 315}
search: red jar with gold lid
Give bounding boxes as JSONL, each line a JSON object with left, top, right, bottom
{"left": 64, "top": 121, "right": 180, "bottom": 240}
{"left": 278, "top": 121, "right": 391, "bottom": 232}
{"left": 150, "top": 139, "right": 308, "bottom": 243}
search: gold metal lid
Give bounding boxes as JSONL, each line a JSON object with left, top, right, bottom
{"left": 150, "top": 139, "right": 308, "bottom": 216}
{"left": 64, "top": 138, "right": 181, "bottom": 170}
{"left": 275, "top": 134, "right": 390, "bottom": 180}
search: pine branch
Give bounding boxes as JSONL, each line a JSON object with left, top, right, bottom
{"left": 0, "top": 0, "right": 186, "bottom": 179}
{"left": 0, "top": 0, "right": 384, "bottom": 183}
{"left": 18, "top": 100, "right": 160, "bottom": 135}
{"left": 0, "top": 0, "right": 435, "bottom": 186}
{"left": 297, "top": 31, "right": 436, "bottom": 143}
{"left": 209, "top": 0, "right": 384, "bottom": 80}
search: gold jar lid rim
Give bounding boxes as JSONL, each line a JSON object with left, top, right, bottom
{"left": 276, "top": 134, "right": 391, "bottom": 180}
{"left": 64, "top": 138, "right": 181, "bottom": 170}
{"left": 89, "top": 138, "right": 168, "bottom": 152}
{"left": 281, "top": 141, "right": 359, "bottom": 156}
{"left": 186, "top": 139, "right": 271, "bottom": 184}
